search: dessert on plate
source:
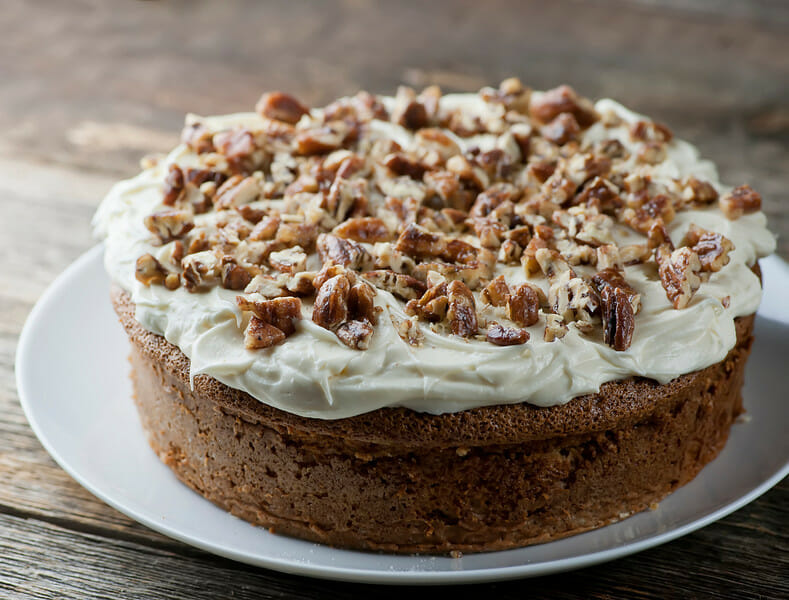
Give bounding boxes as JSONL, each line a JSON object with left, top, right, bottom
{"left": 94, "top": 79, "right": 775, "bottom": 553}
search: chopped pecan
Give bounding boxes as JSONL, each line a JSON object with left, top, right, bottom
{"left": 248, "top": 215, "right": 281, "bottom": 241}
{"left": 316, "top": 233, "right": 374, "bottom": 270}
{"left": 592, "top": 268, "right": 641, "bottom": 351}
{"left": 446, "top": 280, "right": 478, "bottom": 337}
{"left": 681, "top": 225, "right": 734, "bottom": 273}
{"left": 574, "top": 176, "right": 622, "bottom": 212}
{"left": 214, "top": 175, "right": 261, "bottom": 210}
{"left": 181, "top": 121, "right": 214, "bottom": 154}
{"left": 144, "top": 210, "right": 194, "bottom": 244}
{"left": 507, "top": 283, "right": 541, "bottom": 327}
{"left": 220, "top": 256, "right": 253, "bottom": 290}
{"left": 181, "top": 251, "right": 220, "bottom": 292}
{"left": 630, "top": 120, "right": 673, "bottom": 143}
{"left": 537, "top": 249, "right": 598, "bottom": 330}
{"left": 681, "top": 177, "right": 718, "bottom": 206}
{"left": 244, "top": 274, "right": 289, "bottom": 298}
{"left": 394, "top": 223, "right": 446, "bottom": 259}
{"left": 213, "top": 128, "right": 262, "bottom": 174}
{"left": 404, "top": 282, "right": 448, "bottom": 323}
{"left": 361, "top": 270, "right": 426, "bottom": 300}
{"left": 720, "top": 184, "right": 761, "bottom": 219}
{"left": 255, "top": 91, "right": 309, "bottom": 124}
{"left": 276, "top": 222, "right": 319, "bottom": 251}
{"left": 135, "top": 254, "right": 167, "bottom": 286}
{"left": 236, "top": 295, "right": 302, "bottom": 336}
{"left": 540, "top": 113, "right": 581, "bottom": 145}
{"left": 498, "top": 239, "right": 522, "bottom": 264}
{"left": 383, "top": 153, "right": 428, "bottom": 180}
{"left": 393, "top": 315, "right": 424, "bottom": 346}
{"left": 656, "top": 246, "right": 702, "bottom": 309}
{"left": 481, "top": 77, "right": 530, "bottom": 113}
{"left": 312, "top": 273, "right": 351, "bottom": 330}
{"left": 348, "top": 282, "right": 377, "bottom": 324}
{"left": 244, "top": 316, "right": 286, "bottom": 349}
{"left": 336, "top": 320, "right": 375, "bottom": 350}
{"left": 333, "top": 217, "right": 393, "bottom": 243}
{"left": 486, "top": 322, "right": 529, "bottom": 346}
{"left": 596, "top": 244, "right": 622, "bottom": 271}
{"left": 391, "top": 86, "right": 429, "bottom": 129}
{"left": 295, "top": 123, "right": 349, "bottom": 155}
{"left": 646, "top": 219, "right": 673, "bottom": 250}
{"left": 269, "top": 246, "right": 308, "bottom": 274}
{"left": 481, "top": 275, "right": 510, "bottom": 307}
{"left": 162, "top": 164, "right": 185, "bottom": 206}
{"left": 544, "top": 314, "right": 568, "bottom": 342}
{"left": 622, "top": 194, "right": 675, "bottom": 234}
{"left": 529, "top": 85, "right": 598, "bottom": 127}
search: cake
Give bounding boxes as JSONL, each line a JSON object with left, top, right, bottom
{"left": 94, "top": 79, "right": 775, "bottom": 553}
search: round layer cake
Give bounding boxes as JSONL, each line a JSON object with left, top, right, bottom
{"left": 95, "top": 79, "right": 775, "bottom": 553}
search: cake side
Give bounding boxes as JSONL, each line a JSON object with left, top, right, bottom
{"left": 115, "top": 287, "right": 753, "bottom": 553}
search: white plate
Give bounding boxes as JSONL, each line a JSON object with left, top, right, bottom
{"left": 15, "top": 245, "right": 789, "bottom": 585}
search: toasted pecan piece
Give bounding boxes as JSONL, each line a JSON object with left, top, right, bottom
{"left": 592, "top": 268, "right": 641, "bottom": 351}
{"left": 144, "top": 210, "right": 194, "bottom": 244}
{"left": 656, "top": 246, "right": 702, "bottom": 309}
{"left": 312, "top": 273, "right": 351, "bottom": 330}
{"left": 255, "top": 91, "right": 310, "bottom": 124}
{"left": 333, "top": 217, "right": 393, "bottom": 243}
{"left": 681, "top": 224, "right": 734, "bottom": 273}
{"left": 361, "top": 270, "right": 426, "bottom": 300}
{"left": 317, "top": 233, "right": 374, "bottom": 270}
{"left": 720, "top": 184, "right": 761, "bottom": 219}
{"left": 135, "top": 254, "right": 167, "bottom": 286}
{"left": 446, "top": 280, "right": 478, "bottom": 337}
{"left": 486, "top": 322, "right": 529, "bottom": 346}
{"left": 529, "top": 85, "right": 598, "bottom": 127}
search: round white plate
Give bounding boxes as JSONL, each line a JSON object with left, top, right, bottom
{"left": 16, "top": 245, "right": 789, "bottom": 585}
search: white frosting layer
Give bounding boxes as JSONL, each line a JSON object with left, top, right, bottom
{"left": 94, "top": 96, "right": 776, "bottom": 419}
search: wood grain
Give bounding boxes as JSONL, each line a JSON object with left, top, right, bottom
{"left": 0, "top": 0, "right": 786, "bottom": 598}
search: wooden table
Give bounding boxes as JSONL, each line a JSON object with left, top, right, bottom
{"left": 1, "top": 1, "right": 787, "bottom": 597}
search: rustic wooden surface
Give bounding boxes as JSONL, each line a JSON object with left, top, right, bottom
{"left": 1, "top": 0, "right": 787, "bottom": 598}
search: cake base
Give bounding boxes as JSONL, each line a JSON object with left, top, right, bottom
{"left": 113, "top": 287, "right": 753, "bottom": 554}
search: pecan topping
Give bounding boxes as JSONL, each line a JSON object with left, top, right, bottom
{"left": 361, "top": 270, "right": 426, "bottom": 300}
{"left": 312, "top": 273, "right": 351, "bottom": 330}
{"left": 544, "top": 314, "right": 568, "bottom": 342}
{"left": 332, "top": 217, "right": 393, "bottom": 243}
{"left": 336, "top": 320, "right": 374, "bottom": 350}
{"left": 529, "top": 85, "right": 598, "bottom": 127}
{"left": 507, "top": 283, "right": 541, "bottom": 327}
{"left": 132, "top": 80, "right": 764, "bottom": 354}
{"left": 446, "top": 280, "right": 478, "bottom": 337}
{"left": 255, "top": 91, "right": 309, "bottom": 124}
{"left": 220, "top": 256, "right": 253, "bottom": 290}
{"left": 237, "top": 295, "right": 302, "bottom": 336}
{"left": 135, "top": 254, "right": 167, "bottom": 286}
{"left": 720, "top": 184, "right": 761, "bottom": 219}
{"left": 181, "top": 251, "right": 220, "bottom": 292}
{"left": 592, "top": 268, "right": 640, "bottom": 351}
{"left": 682, "top": 225, "right": 734, "bottom": 273}
{"left": 486, "top": 323, "right": 529, "bottom": 346}
{"left": 316, "top": 233, "right": 373, "bottom": 270}
{"left": 144, "top": 210, "right": 194, "bottom": 244}
{"left": 656, "top": 246, "right": 702, "bottom": 309}
{"left": 162, "top": 164, "right": 185, "bottom": 206}
{"left": 237, "top": 296, "right": 302, "bottom": 349}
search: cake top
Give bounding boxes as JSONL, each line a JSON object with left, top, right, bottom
{"left": 95, "top": 79, "right": 775, "bottom": 418}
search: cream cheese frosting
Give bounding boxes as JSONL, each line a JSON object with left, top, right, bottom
{"left": 94, "top": 94, "right": 775, "bottom": 419}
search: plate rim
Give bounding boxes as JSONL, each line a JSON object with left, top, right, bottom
{"left": 14, "top": 244, "right": 789, "bottom": 585}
